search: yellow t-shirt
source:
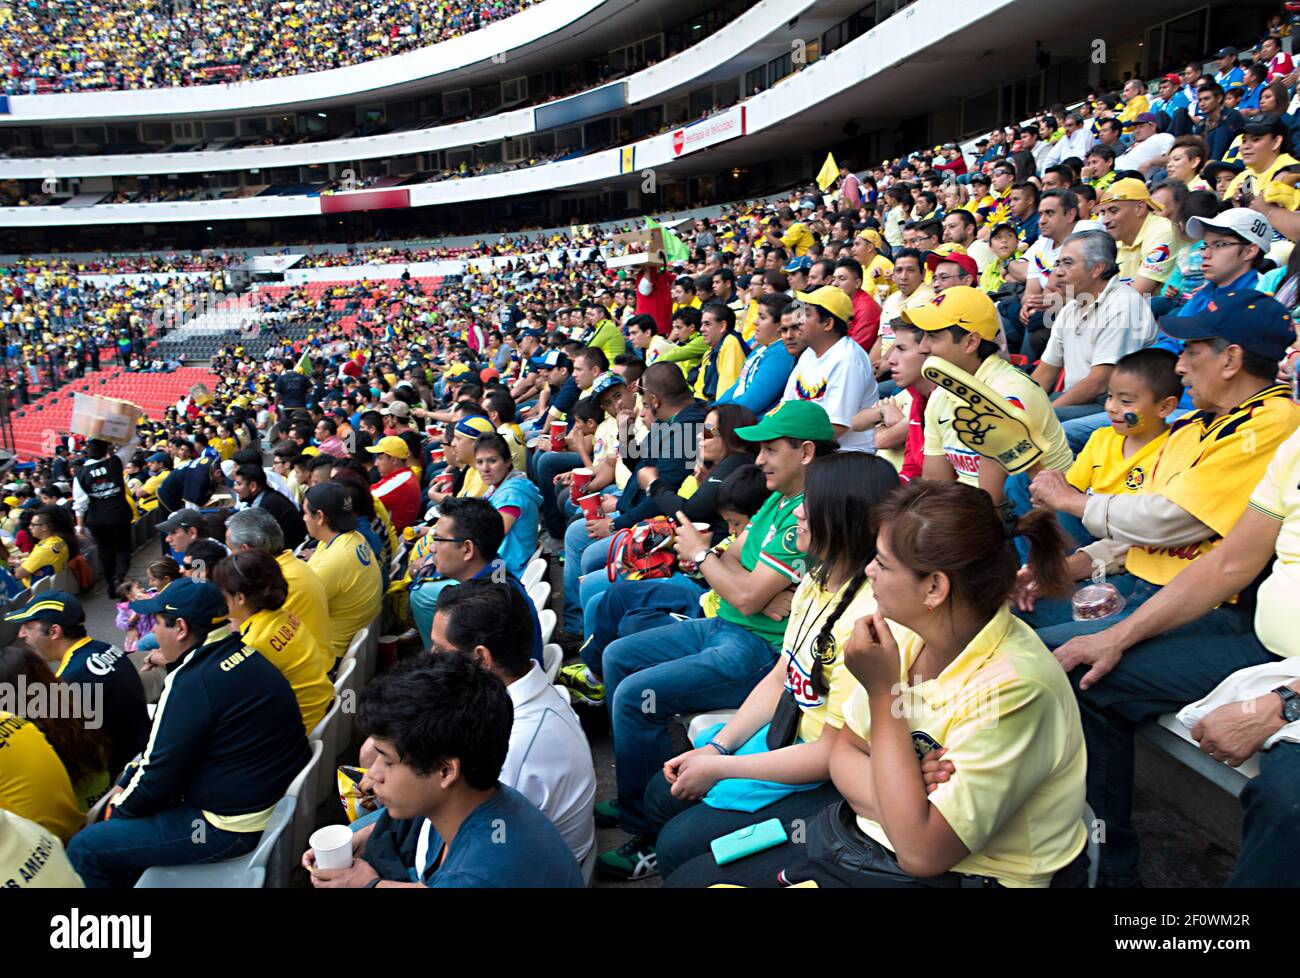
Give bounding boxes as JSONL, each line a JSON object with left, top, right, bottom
{"left": 307, "top": 530, "right": 383, "bottom": 661}
{"left": 1126, "top": 385, "right": 1300, "bottom": 586}
{"left": 20, "top": 535, "right": 68, "bottom": 583}
{"left": 1116, "top": 212, "right": 1177, "bottom": 287}
{"left": 0, "top": 809, "right": 84, "bottom": 888}
{"left": 780, "top": 222, "right": 814, "bottom": 257}
{"left": 0, "top": 712, "right": 83, "bottom": 844}
{"left": 139, "top": 471, "right": 168, "bottom": 511}
{"left": 458, "top": 467, "right": 487, "bottom": 499}
{"left": 841, "top": 606, "right": 1088, "bottom": 887}
{"left": 781, "top": 576, "right": 877, "bottom": 743}
{"left": 1066, "top": 427, "right": 1169, "bottom": 495}
{"left": 239, "top": 607, "right": 333, "bottom": 734}
{"left": 739, "top": 301, "right": 760, "bottom": 343}
{"left": 923, "top": 355, "right": 1073, "bottom": 485}
{"left": 212, "top": 437, "right": 237, "bottom": 461}
{"left": 498, "top": 422, "right": 528, "bottom": 476}
{"left": 1226, "top": 152, "right": 1300, "bottom": 205}
{"left": 864, "top": 254, "right": 895, "bottom": 303}
{"left": 275, "top": 550, "right": 332, "bottom": 671}
{"left": 1247, "top": 426, "right": 1300, "bottom": 659}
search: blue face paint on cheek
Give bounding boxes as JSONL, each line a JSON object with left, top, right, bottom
{"left": 1124, "top": 412, "right": 1141, "bottom": 427}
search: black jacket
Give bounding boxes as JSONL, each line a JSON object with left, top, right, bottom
{"left": 252, "top": 487, "right": 306, "bottom": 550}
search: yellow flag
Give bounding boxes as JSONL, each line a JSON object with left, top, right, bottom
{"left": 816, "top": 152, "right": 838, "bottom": 192}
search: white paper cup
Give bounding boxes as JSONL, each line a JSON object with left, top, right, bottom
{"left": 310, "top": 824, "right": 355, "bottom": 871}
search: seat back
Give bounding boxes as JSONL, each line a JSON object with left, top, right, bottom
{"left": 528, "top": 580, "right": 551, "bottom": 613}
{"left": 285, "top": 739, "right": 326, "bottom": 887}
{"left": 332, "top": 659, "right": 359, "bottom": 755}
{"left": 521, "top": 558, "right": 547, "bottom": 590}
{"left": 542, "top": 642, "right": 563, "bottom": 683}
{"left": 247, "top": 795, "right": 296, "bottom": 884}
{"left": 343, "top": 626, "right": 369, "bottom": 667}
{"left": 538, "top": 608, "right": 556, "bottom": 645}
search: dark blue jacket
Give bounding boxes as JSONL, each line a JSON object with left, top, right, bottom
{"left": 59, "top": 638, "right": 150, "bottom": 777}
{"left": 113, "top": 631, "right": 311, "bottom": 822}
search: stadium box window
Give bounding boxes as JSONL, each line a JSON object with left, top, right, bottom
{"left": 745, "top": 66, "right": 766, "bottom": 95}
{"left": 688, "top": 88, "right": 713, "bottom": 117}
{"left": 45, "top": 127, "right": 74, "bottom": 146}
{"left": 501, "top": 77, "right": 528, "bottom": 105}
{"left": 204, "top": 120, "right": 235, "bottom": 140}
{"left": 961, "top": 88, "right": 999, "bottom": 135}
{"left": 1209, "top": 1, "right": 1278, "bottom": 53}
{"left": 444, "top": 90, "right": 471, "bottom": 118}
{"left": 240, "top": 117, "right": 268, "bottom": 136}
{"left": 768, "top": 52, "right": 794, "bottom": 84}
{"left": 1163, "top": 9, "right": 1208, "bottom": 72}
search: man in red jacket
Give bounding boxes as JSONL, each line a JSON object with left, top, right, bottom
{"left": 366, "top": 435, "right": 420, "bottom": 531}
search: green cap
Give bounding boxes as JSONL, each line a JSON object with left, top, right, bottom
{"left": 734, "top": 400, "right": 835, "bottom": 443}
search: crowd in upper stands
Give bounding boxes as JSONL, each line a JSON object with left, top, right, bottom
{"left": 0, "top": 0, "right": 541, "bottom": 94}
{"left": 7, "top": 8, "right": 1300, "bottom": 892}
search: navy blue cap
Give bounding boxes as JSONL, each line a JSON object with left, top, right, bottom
{"left": 130, "top": 578, "right": 229, "bottom": 634}
{"left": 530, "top": 350, "right": 572, "bottom": 370}
{"left": 147, "top": 451, "right": 169, "bottom": 463}
{"left": 1159, "top": 290, "right": 1295, "bottom": 362}
{"left": 4, "top": 590, "right": 84, "bottom": 626}
{"left": 590, "top": 372, "right": 626, "bottom": 403}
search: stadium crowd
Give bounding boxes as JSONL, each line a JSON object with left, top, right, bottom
{"left": 6, "top": 16, "right": 1300, "bottom": 892}
{"left": 0, "top": 0, "right": 541, "bottom": 94}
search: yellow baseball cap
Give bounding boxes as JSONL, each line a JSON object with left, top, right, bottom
{"left": 900, "top": 286, "right": 1001, "bottom": 342}
{"left": 1099, "top": 177, "right": 1163, "bottom": 212}
{"left": 366, "top": 435, "right": 411, "bottom": 460}
{"left": 856, "top": 228, "right": 883, "bottom": 247}
{"left": 794, "top": 286, "right": 854, "bottom": 324}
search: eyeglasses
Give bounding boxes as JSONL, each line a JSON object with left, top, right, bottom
{"left": 1203, "top": 240, "right": 1248, "bottom": 253}
{"left": 428, "top": 535, "right": 468, "bottom": 545}
{"left": 701, "top": 423, "right": 719, "bottom": 440}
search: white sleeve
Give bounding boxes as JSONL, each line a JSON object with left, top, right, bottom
{"left": 72, "top": 478, "right": 89, "bottom": 518}
{"left": 821, "top": 347, "right": 876, "bottom": 426}
{"left": 1041, "top": 310, "right": 1066, "bottom": 367}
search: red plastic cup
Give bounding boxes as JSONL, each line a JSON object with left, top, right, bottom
{"left": 377, "top": 634, "right": 399, "bottom": 672}
{"left": 550, "top": 419, "right": 567, "bottom": 445}
{"left": 578, "top": 492, "right": 602, "bottom": 519}
{"left": 571, "top": 467, "right": 593, "bottom": 497}
{"left": 434, "top": 472, "right": 453, "bottom": 492}
{"left": 429, "top": 447, "right": 445, "bottom": 464}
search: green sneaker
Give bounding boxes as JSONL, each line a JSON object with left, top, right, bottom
{"left": 595, "top": 837, "right": 658, "bottom": 881}
{"left": 594, "top": 799, "right": 620, "bottom": 828}
{"left": 558, "top": 662, "right": 605, "bottom": 705}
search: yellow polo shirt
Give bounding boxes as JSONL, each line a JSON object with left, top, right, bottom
{"left": 1127, "top": 385, "right": 1300, "bottom": 586}
{"left": 1116, "top": 212, "right": 1177, "bottom": 287}
{"left": 863, "top": 254, "right": 895, "bottom": 302}
{"left": 275, "top": 550, "right": 332, "bottom": 669}
{"left": 923, "top": 354, "right": 1073, "bottom": 485}
{"left": 877, "top": 284, "right": 935, "bottom": 359}
{"left": 307, "top": 529, "right": 383, "bottom": 661}
{"left": 1066, "top": 427, "right": 1169, "bottom": 495}
{"left": 240, "top": 607, "right": 333, "bottom": 734}
{"left": 841, "top": 606, "right": 1088, "bottom": 887}
{"left": 0, "top": 712, "right": 83, "bottom": 844}
{"left": 1247, "top": 426, "right": 1300, "bottom": 658}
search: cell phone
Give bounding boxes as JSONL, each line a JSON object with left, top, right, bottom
{"left": 710, "top": 818, "right": 788, "bottom": 866}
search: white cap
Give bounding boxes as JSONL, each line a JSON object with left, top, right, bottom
{"left": 1186, "top": 208, "right": 1274, "bottom": 251}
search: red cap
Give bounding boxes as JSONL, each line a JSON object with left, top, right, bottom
{"left": 1162, "top": 72, "right": 1180, "bottom": 83}
{"left": 926, "top": 252, "right": 980, "bottom": 282}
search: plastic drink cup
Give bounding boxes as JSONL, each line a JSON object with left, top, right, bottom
{"left": 571, "top": 467, "right": 594, "bottom": 496}
{"left": 310, "top": 824, "right": 354, "bottom": 871}
{"left": 578, "top": 492, "right": 602, "bottom": 519}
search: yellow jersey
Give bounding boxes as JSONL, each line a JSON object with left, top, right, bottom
{"left": 307, "top": 530, "right": 383, "bottom": 661}
{"left": 841, "top": 606, "right": 1088, "bottom": 887}
{"left": 239, "top": 607, "right": 333, "bottom": 734}
{"left": 275, "top": 550, "right": 332, "bottom": 670}
{"left": 0, "top": 712, "right": 83, "bottom": 844}
{"left": 1246, "top": 426, "right": 1300, "bottom": 658}
{"left": 1066, "top": 426, "right": 1169, "bottom": 495}
{"left": 1116, "top": 212, "right": 1177, "bottom": 288}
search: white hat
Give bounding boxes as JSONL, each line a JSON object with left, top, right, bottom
{"left": 1186, "top": 208, "right": 1274, "bottom": 251}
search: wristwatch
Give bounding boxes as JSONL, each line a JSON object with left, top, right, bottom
{"left": 1274, "top": 686, "right": 1300, "bottom": 723}
{"left": 691, "top": 549, "right": 712, "bottom": 567}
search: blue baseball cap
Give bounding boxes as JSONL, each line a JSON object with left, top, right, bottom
{"left": 529, "top": 350, "right": 572, "bottom": 370}
{"left": 147, "top": 451, "right": 169, "bottom": 463}
{"left": 4, "top": 591, "right": 84, "bottom": 626}
{"left": 130, "top": 578, "right": 229, "bottom": 634}
{"left": 590, "top": 372, "right": 626, "bottom": 404}
{"left": 783, "top": 256, "right": 814, "bottom": 273}
{"left": 1159, "top": 290, "right": 1295, "bottom": 362}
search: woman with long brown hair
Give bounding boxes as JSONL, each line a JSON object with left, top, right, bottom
{"left": 669, "top": 480, "right": 1089, "bottom": 888}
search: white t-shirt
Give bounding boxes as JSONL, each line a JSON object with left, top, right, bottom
{"left": 783, "top": 335, "right": 879, "bottom": 452}
{"left": 1115, "top": 132, "right": 1175, "bottom": 173}
{"left": 1020, "top": 220, "right": 1103, "bottom": 288}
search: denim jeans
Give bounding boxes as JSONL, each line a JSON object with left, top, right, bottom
{"left": 67, "top": 805, "right": 261, "bottom": 888}
{"left": 605, "top": 617, "right": 779, "bottom": 836}
{"left": 1062, "top": 411, "right": 1111, "bottom": 454}
{"left": 532, "top": 451, "right": 582, "bottom": 538}
{"left": 645, "top": 773, "right": 843, "bottom": 878}
{"left": 1229, "top": 741, "right": 1300, "bottom": 887}
{"left": 562, "top": 520, "right": 616, "bottom": 635}
{"left": 580, "top": 571, "right": 702, "bottom": 643}
{"left": 1027, "top": 586, "right": 1267, "bottom": 887}
{"left": 1049, "top": 391, "right": 1106, "bottom": 423}
{"left": 1004, "top": 471, "right": 1093, "bottom": 563}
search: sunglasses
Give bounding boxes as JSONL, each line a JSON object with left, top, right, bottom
{"left": 701, "top": 423, "right": 719, "bottom": 440}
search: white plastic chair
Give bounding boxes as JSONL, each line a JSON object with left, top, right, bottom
{"left": 308, "top": 698, "right": 344, "bottom": 802}
{"left": 537, "top": 608, "right": 556, "bottom": 645}
{"left": 332, "top": 659, "right": 358, "bottom": 755}
{"left": 288, "top": 740, "right": 327, "bottom": 884}
{"left": 686, "top": 711, "right": 739, "bottom": 743}
{"left": 528, "top": 580, "right": 551, "bottom": 613}
{"left": 342, "top": 626, "right": 370, "bottom": 668}
{"left": 521, "top": 558, "right": 547, "bottom": 590}
{"left": 135, "top": 795, "right": 295, "bottom": 889}
{"left": 31, "top": 575, "right": 54, "bottom": 595}
{"left": 542, "top": 642, "right": 563, "bottom": 683}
